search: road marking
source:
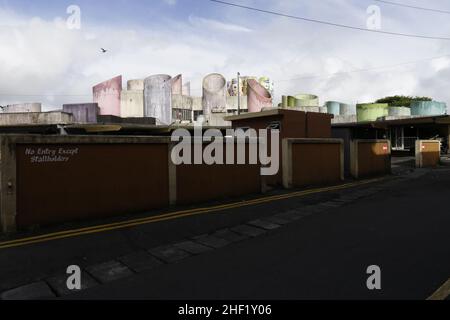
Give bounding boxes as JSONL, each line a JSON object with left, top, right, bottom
{"left": 427, "top": 278, "right": 450, "bottom": 300}
{"left": 0, "top": 177, "right": 385, "bottom": 250}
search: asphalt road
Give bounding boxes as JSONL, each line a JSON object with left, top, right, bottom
{"left": 66, "top": 168, "right": 450, "bottom": 300}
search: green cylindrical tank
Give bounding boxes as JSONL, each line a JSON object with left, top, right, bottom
{"left": 410, "top": 101, "right": 447, "bottom": 116}
{"left": 281, "top": 95, "right": 288, "bottom": 108}
{"left": 356, "top": 103, "right": 389, "bottom": 122}
{"left": 326, "top": 101, "right": 341, "bottom": 116}
{"left": 294, "top": 94, "right": 319, "bottom": 107}
{"left": 287, "top": 96, "right": 296, "bottom": 107}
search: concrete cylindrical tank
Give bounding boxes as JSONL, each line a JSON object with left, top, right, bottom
{"left": 281, "top": 95, "right": 288, "bottom": 108}
{"left": 3, "top": 103, "right": 42, "bottom": 113}
{"left": 326, "top": 101, "right": 341, "bottom": 116}
{"left": 340, "top": 103, "right": 356, "bottom": 115}
{"left": 356, "top": 103, "right": 389, "bottom": 122}
{"left": 202, "top": 73, "right": 227, "bottom": 116}
{"left": 93, "top": 75, "right": 122, "bottom": 116}
{"left": 144, "top": 74, "right": 173, "bottom": 125}
{"left": 410, "top": 101, "right": 447, "bottom": 116}
{"left": 388, "top": 106, "right": 411, "bottom": 117}
{"left": 127, "top": 79, "right": 144, "bottom": 91}
{"left": 294, "top": 94, "right": 319, "bottom": 107}
{"left": 247, "top": 79, "right": 273, "bottom": 113}
{"left": 172, "top": 74, "right": 183, "bottom": 95}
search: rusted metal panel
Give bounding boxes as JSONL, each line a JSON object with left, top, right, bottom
{"left": 247, "top": 79, "right": 272, "bottom": 113}
{"left": 93, "top": 75, "right": 122, "bottom": 116}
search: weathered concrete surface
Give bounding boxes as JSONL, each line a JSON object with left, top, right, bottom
{"left": 389, "top": 106, "right": 411, "bottom": 117}
{"left": 120, "top": 90, "right": 144, "bottom": 118}
{"left": 247, "top": 79, "right": 272, "bottom": 113}
{"left": 93, "top": 75, "right": 122, "bottom": 116}
{"left": 171, "top": 74, "right": 183, "bottom": 95}
{"left": 2, "top": 103, "right": 42, "bottom": 113}
{"left": 226, "top": 95, "right": 248, "bottom": 111}
{"left": 0, "top": 111, "right": 74, "bottom": 126}
{"left": 144, "top": 74, "right": 173, "bottom": 125}
{"left": 202, "top": 73, "right": 227, "bottom": 116}
{"left": 332, "top": 115, "right": 358, "bottom": 124}
{"left": 127, "top": 79, "right": 144, "bottom": 91}
{"left": 63, "top": 103, "right": 99, "bottom": 123}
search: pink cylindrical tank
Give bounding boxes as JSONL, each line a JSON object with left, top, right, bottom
{"left": 93, "top": 75, "right": 122, "bottom": 116}
{"left": 171, "top": 74, "right": 183, "bottom": 95}
{"left": 247, "top": 79, "right": 272, "bottom": 113}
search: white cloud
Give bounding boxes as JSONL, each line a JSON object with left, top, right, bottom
{"left": 0, "top": 1, "right": 450, "bottom": 111}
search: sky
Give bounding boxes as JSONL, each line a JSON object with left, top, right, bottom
{"left": 1, "top": 0, "right": 450, "bottom": 110}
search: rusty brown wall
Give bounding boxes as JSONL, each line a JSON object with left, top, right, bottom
{"left": 421, "top": 142, "right": 440, "bottom": 167}
{"left": 16, "top": 143, "right": 169, "bottom": 228}
{"left": 357, "top": 141, "right": 390, "bottom": 177}
{"left": 176, "top": 143, "right": 261, "bottom": 204}
{"left": 306, "top": 112, "right": 332, "bottom": 138}
{"left": 291, "top": 143, "right": 342, "bottom": 187}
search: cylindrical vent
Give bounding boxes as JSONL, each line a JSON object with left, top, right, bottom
{"left": 202, "top": 73, "right": 227, "bottom": 115}
{"left": 247, "top": 79, "right": 272, "bottom": 113}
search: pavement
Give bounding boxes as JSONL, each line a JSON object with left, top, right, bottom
{"left": 0, "top": 167, "right": 449, "bottom": 300}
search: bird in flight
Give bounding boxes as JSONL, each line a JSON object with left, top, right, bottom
{"left": 101, "top": 48, "right": 107, "bottom": 53}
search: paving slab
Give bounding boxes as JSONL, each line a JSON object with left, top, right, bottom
{"left": 174, "top": 241, "right": 212, "bottom": 255}
{"left": 117, "top": 251, "right": 163, "bottom": 273}
{"left": 47, "top": 271, "right": 98, "bottom": 296}
{"left": 86, "top": 260, "right": 134, "bottom": 284}
{"left": 212, "top": 229, "right": 249, "bottom": 243}
{"left": 265, "top": 215, "right": 291, "bottom": 225}
{"left": 192, "top": 235, "right": 230, "bottom": 249}
{"left": 1, "top": 281, "right": 55, "bottom": 300}
{"left": 231, "top": 225, "right": 266, "bottom": 238}
{"left": 247, "top": 219, "right": 280, "bottom": 230}
{"left": 149, "top": 245, "right": 191, "bottom": 263}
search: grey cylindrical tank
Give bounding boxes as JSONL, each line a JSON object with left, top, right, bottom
{"left": 202, "top": 73, "right": 227, "bottom": 116}
{"left": 388, "top": 106, "right": 411, "bottom": 117}
{"left": 144, "top": 74, "right": 173, "bottom": 125}
{"left": 340, "top": 103, "right": 356, "bottom": 115}
{"left": 3, "top": 103, "right": 42, "bottom": 113}
{"left": 127, "top": 79, "right": 144, "bottom": 91}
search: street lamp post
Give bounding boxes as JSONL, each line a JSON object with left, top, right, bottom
{"left": 237, "top": 72, "right": 241, "bottom": 115}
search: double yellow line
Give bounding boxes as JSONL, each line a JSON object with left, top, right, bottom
{"left": 0, "top": 178, "right": 384, "bottom": 250}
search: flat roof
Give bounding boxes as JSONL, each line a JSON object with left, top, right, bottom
{"left": 332, "top": 115, "right": 450, "bottom": 128}
{"left": 224, "top": 108, "right": 332, "bottom": 121}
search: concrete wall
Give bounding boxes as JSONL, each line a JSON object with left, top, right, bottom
{"left": 415, "top": 140, "right": 440, "bottom": 168}
{"left": 411, "top": 101, "right": 447, "bottom": 116}
{"left": 282, "top": 138, "right": 344, "bottom": 188}
{"left": 127, "top": 79, "right": 144, "bottom": 91}
{"left": 350, "top": 139, "right": 391, "bottom": 178}
{"left": 63, "top": 103, "right": 99, "bottom": 123}
{"left": 172, "top": 74, "right": 183, "bottom": 95}
{"left": 93, "top": 75, "right": 122, "bottom": 116}
{"left": 389, "top": 106, "right": 411, "bottom": 117}
{"left": 121, "top": 90, "right": 144, "bottom": 118}
{"left": 144, "top": 74, "right": 173, "bottom": 125}
{"left": 0, "top": 112, "right": 73, "bottom": 126}
{"left": 3, "top": 103, "right": 42, "bottom": 113}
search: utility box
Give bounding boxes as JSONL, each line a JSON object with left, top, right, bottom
{"left": 415, "top": 140, "right": 440, "bottom": 168}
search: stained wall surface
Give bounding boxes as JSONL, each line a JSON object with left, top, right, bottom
{"left": 63, "top": 103, "right": 99, "bottom": 123}
{"left": 144, "top": 74, "right": 173, "bottom": 125}
{"left": 121, "top": 90, "right": 144, "bottom": 118}
{"left": 202, "top": 73, "right": 227, "bottom": 116}
{"left": 93, "top": 75, "right": 122, "bottom": 116}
